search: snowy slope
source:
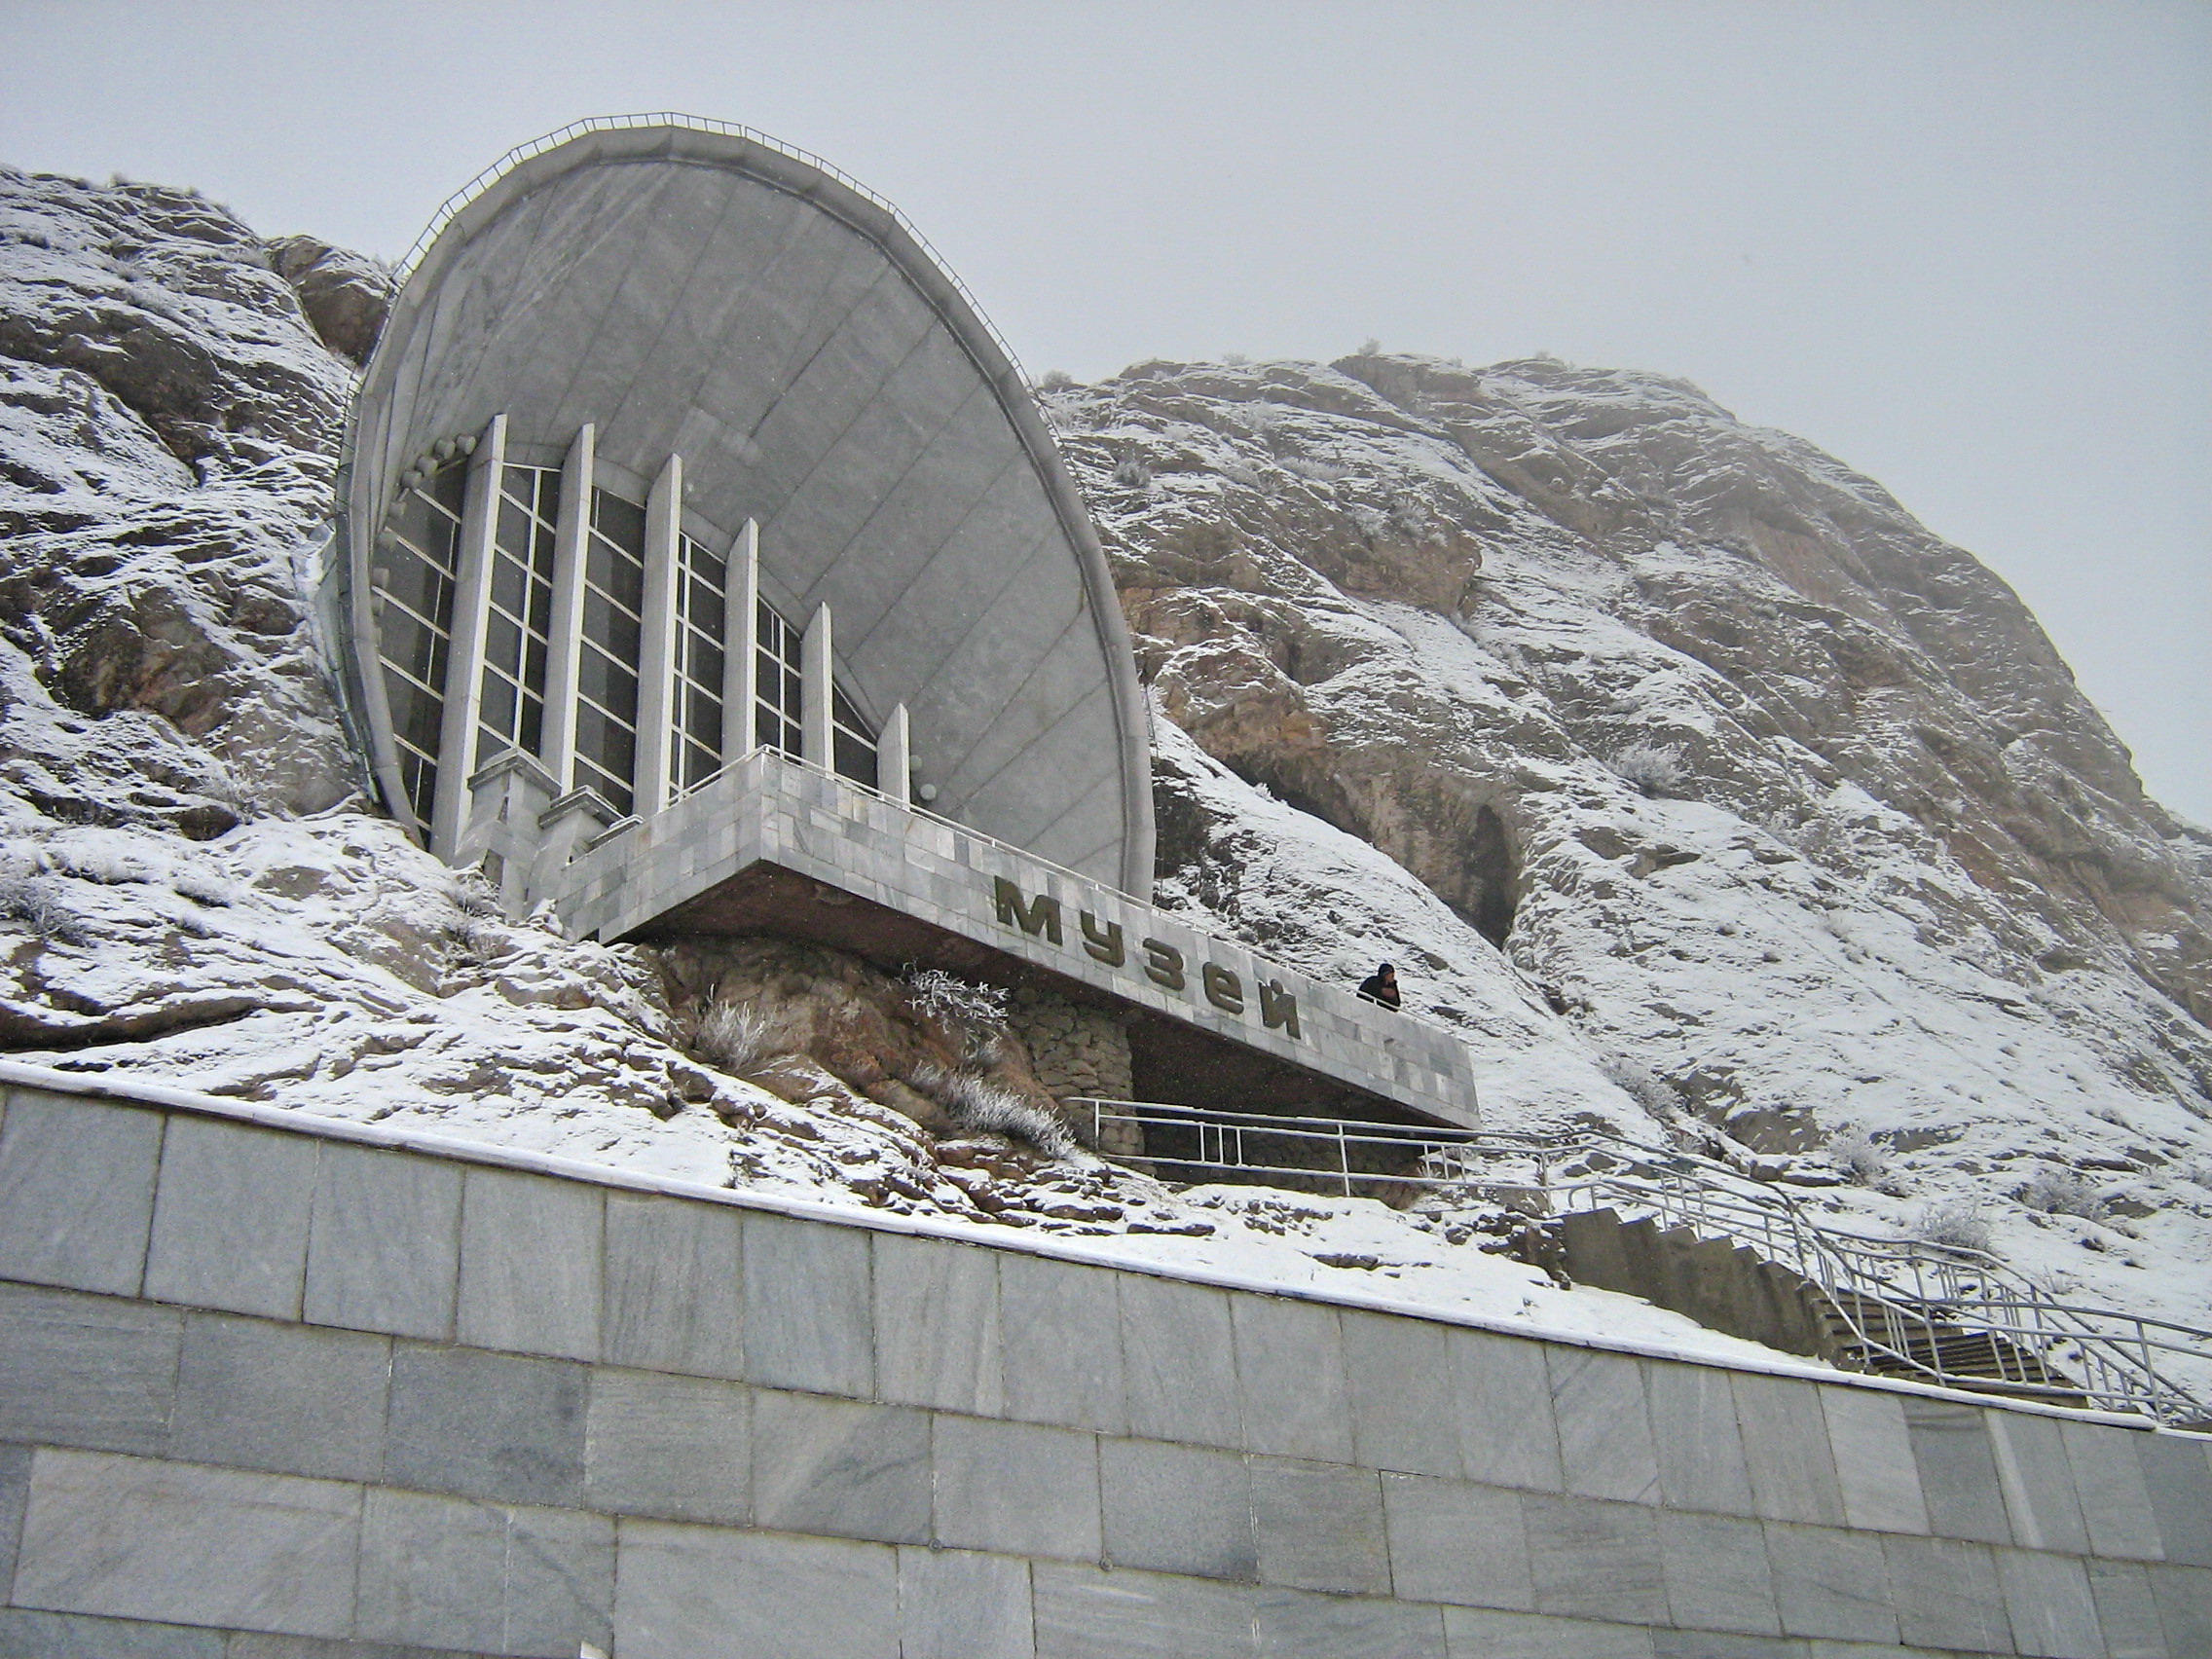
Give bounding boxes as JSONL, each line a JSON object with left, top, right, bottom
{"left": 1046, "top": 356, "right": 2212, "bottom": 1338}
{"left": 0, "top": 167, "right": 2203, "bottom": 1364}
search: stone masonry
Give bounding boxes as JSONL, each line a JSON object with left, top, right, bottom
{"left": 0, "top": 1066, "right": 2207, "bottom": 1658}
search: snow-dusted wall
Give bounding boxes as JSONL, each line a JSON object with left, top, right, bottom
{"left": 1, "top": 1070, "right": 2205, "bottom": 1659}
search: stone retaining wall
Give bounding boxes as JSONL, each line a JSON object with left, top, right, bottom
{"left": 0, "top": 1070, "right": 2206, "bottom": 1658}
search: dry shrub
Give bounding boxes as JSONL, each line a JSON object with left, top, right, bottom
{"left": 1828, "top": 1127, "right": 1888, "bottom": 1186}
{"left": 692, "top": 1000, "right": 784, "bottom": 1075}
{"left": 914, "top": 1061, "right": 1076, "bottom": 1160}
{"left": 1609, "top": 742, "right": 1688, "bottom": 797}
{"left": 0, "top": 873, "right": 91, "bottom": 944}
{"left": 1916, "top": 1201, "right": 1995, "bottom": 1257}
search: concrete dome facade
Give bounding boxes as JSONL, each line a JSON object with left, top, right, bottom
{"left": 341, "top": 119, "right": 1153, "bottom": 896}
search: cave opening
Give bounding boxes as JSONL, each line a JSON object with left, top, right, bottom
{"left": 1468, "top": 802, "right": 1519, "bottom": 947}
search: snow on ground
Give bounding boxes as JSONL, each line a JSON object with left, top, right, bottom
{"left": 1, "top": 170, "right": 2203, "bottom": 1390}
{"left": 1048, "top": 359, "right": 2212, "bottom": 1352}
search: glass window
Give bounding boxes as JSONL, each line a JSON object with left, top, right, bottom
{"left": 748, "top": 596, "right": 879, "bottom": 788}
{"left": 571, "top": 485, "right": 646, "bottom": 816}
{"left": 754, "top": 600, "right": 802, "bottom": 758}
{"left": 670, "top": 533, "right": 728, "bottom": 797}
{"left": 484, "top": 611, "right": 523, "bottom": 678}
{"left": 371, "top": 459, "right": 466, "bottom": 825}
{"left": 472, "top": 463, "right": 560, "bottom": 774}
{"left": 831, "top": 684, "right": 879, "bottom": 791}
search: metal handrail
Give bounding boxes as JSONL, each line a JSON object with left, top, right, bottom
{"left": 389, "top": 113, "right": 1035, "bottom": 390}
{"left": 1074, "top": 1096, "right": 2212, "bottom": 1424}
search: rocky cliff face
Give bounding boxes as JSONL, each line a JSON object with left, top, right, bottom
{"left": 1, "top": 167, "right": 2205, "bottom": 1340}
{"left": 1044, "top": 355, "right": 2212, "bottom": 1325}
{"left": 0, "top": 170, "right": 363, "bottom": 833}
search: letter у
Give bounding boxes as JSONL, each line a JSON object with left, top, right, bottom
{"left": 993, "top": 876, "right": 1062, "bottom": 944}
{"left": 1201, "top": 963, "right": 1244, "bottom": 1014}
{"left": 1142, "top": 938, "right": 1185, "bottom": 991}
{"left": 1080, "top": 910, "right": 1125, "bottom": 967}
{"left": 1258, "top": 979, "right": 1300, "bottom": 1039}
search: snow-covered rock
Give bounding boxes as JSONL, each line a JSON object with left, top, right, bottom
{"left": 0, "top": 167, "right": 2203, "bottom": 1358}
{"left": 1044, "top": 354, "right": 2212, "bottom": 1335}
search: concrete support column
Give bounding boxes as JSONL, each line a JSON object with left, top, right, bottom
{"left": 428, "top": 413, "right": 506, "bottom": 859}
{"left": 878, "top": 703, "right": 910, "bottom": 804}
{"left": 721, "top": 520, "right": 759, "bottom": 762}
{"left": 537, "top": 424, "right": 595, "bottom": 793}
{"left": 633, "top": 452, "right": 683, "bottom": 817}
{"left": 801, "top": 601, "right": 833, "bottom": 770}
{"left": 455, "top": 748, "right": 559, "bottom": 916}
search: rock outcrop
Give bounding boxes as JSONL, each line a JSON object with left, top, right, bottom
{"left": 0, "top": 167, "right": 359, "bottom": 832}
{"left": 1, "top": 166, "right": 2205, "bottom": 1341}
{"left": 266, "top": 235, "right": 391, "bottom": 365}
{"left": 1046, "top": 354, "right": 2212, "bottom": 1330}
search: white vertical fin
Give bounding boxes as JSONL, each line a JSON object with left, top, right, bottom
{"left": 879, "top": 702, "right": 911, "bottom": 804}
{"left": 538, "top": 423, "right": 595, "bottom": 792}
{"left": 801, "top": 601, "right": 833, "bottom": 770}
{"left": 635, "top": 451, "right": 683, "bottom": 816}
{"left": 721, "top": 520, "right": 758, "bottom": 764}
{"left": 429, "top": 411, "right": 506, "bottom": 860}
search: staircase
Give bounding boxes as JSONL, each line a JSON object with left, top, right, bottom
{"left": 1561, "top": 1207, "right": 2090, "bottom": 1408}
{"left": 1075, "top": 1096, "right": 2212, "bottom": 1424}
{"left": 1814, "top": 1286, "right": 2089, "bottom": 1407}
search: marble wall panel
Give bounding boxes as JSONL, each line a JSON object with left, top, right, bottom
{"left": 601, "top": 1193, "right": 743, "bottom": 1379}
{"left": 1118, "top": 1275, "right": 1240, "bottom": 1450}
{"left": 143, "top": 1120, "right": 316, "bottom": 1320}
{"left": 13, "top": 1450, "right": 358, "bottom": 1640}
{"left": 0, "top": 1091, "right": 162, "bottom": 1297}
{"left": 303, "top": 1144, "right": 461, "bottom": 1342}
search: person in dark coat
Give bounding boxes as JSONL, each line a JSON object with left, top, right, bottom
{"left": 1356, "top": 962, "right": 1400, "bottom": 1010}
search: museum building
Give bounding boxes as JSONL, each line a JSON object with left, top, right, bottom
{"left": 331, "top": 116, "right": 1476, "bottom": 1129}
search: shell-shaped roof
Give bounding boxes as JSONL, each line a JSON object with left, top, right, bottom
{"left": 344, "top": 118, "right": 1152, "bottom": 893}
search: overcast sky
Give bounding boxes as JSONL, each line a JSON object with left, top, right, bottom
{"left": 5, "top": 0, "right": 2206, "bottom": 823}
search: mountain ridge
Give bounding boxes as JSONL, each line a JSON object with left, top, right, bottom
{"left": 1, "top": 165, "right": 2204, "bottom": 1353}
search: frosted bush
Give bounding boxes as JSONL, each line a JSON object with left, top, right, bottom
{"left": 51, "top": 840, "right": 152, "bottom": 884}
{"left": 449, "top": 872, "right": 502, "bottom": 919}
{"left": 916, "top": 1062, "right": 1076, "bottom": 1160}
{"left": 692, "top": 1000, "right": 782, "bottom": 1075}
{"left": 1279, "top": 454, "right": 1350, "bottom": 485}
{"left": 903, "top": 967, "right": 1009, "bottom": 1031}
{"left": 445, "top": 916, "right": 510, "bottom": 970}
{"left": 1827, "top": 1126, "right": 1888, "bottom": 1186}
{"left": 1915, "top": 1201, "right": 1995, "bottom": 1257}
{"left": 1035, "top": 368, "right": 1076, "bottom": 391}
{"left": 0, "top": 873, "right": 91, "bottom": 944}
{"left": 170, "top": 868, "right": 237, "bottom": 906}
{"left": 1112, "top": 453, "right": 1152, "bottom": 488}
{"left": 1609, "top": 743, "right": 1688, "bottom": 797}
{"left": 1598, "top": 1052, "right": 1676, "bottom": 1114}
{"left": 2019, "top": 1168, "right": 2105, "bottom": 1220}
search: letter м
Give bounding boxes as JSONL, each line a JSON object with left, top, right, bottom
{"left": 993, "top": 876, "right": 1062, "bottom": 945}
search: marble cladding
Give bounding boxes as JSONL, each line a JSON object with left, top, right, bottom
{"left": 1, "top": 1079, "right": 2206, "bottom": 1659}
{"left": 556, "top": 751, "right": 1481, "bottom": 1128}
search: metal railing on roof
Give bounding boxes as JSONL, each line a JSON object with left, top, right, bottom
{"left": 1074, "top": 1096, "right": 2212, "bottom": 1426}
{"left": 389, "top": 112, "right": 1036, "bottom": 389}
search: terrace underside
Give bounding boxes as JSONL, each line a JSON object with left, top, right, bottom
{"left": 626, "top": 859, "right": 1437, "bottom": 1143}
